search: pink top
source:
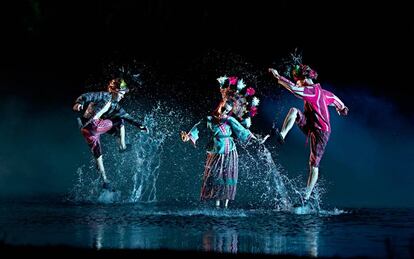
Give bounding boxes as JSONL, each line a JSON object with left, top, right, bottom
{"left": 278, "top": 76, "right": 346, "bottom": 132}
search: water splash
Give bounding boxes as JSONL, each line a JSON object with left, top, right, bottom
{"left": 97, "top": 190, "right": 121, "bottom": 204}
{"left": 69, "top": 102, "right": 328, "bottom": 210}
{"left": 144, "top": 209, "right": 248, "bottom": 218}
{"left": 237, "top": 139, "right": 330, "bottom": 213}
{"left": 126, "top": 104, "right": 175, "bottom": 203}
{"left": 238, "top": 143, "right": 289, "bottom": 208}
{"left": 69, "top": 102, "right": 190, "bottom": 204}
{"left": 68, "top": 53, "right": 329, "bottom": 210}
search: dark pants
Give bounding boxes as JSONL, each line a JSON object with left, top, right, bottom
{"left": 296, "top": 110, "right": 330, "bottom": 167}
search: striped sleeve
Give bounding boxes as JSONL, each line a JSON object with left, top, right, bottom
{"left": 187, "top": 118, "right": 206, "bottom": 145}
{"left": 75, "top": 92, "right": 107, "bottom": 106}
{"left": 114, "top": 105, "right": 143, "bottom": 128}
{"left": 277, "top": 76, "right": 307, "bottom": 99}
{"left": 227, "top": 117, "right": 252, "bottom": 143}
{"left": 323, "top": 89, "right": 345, "bottom": 110}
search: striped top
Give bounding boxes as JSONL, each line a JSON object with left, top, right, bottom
{"left": 74, "top": 91, "right": 143, "bottom": 128}
{"left": 278, "top": 76, "right": 346, "bottom": 132}
{"left": 188, "top": 116, "right": 253, "bottom": 154}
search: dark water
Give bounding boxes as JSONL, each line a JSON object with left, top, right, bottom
{"left": 1, "top": 199, "right": 413, "bottom": 258}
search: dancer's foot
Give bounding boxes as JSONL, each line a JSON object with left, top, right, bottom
{"left": 224, "top": 199, "right": 229, "bottom": 208}
{"left": 215, "top": 200, "right": 220, "bottom": 208}
{"left": 274, "top": 128, "right": 285, "bottom": 145}
{"left": 102, "top": 181, "right": 115, "bottom": 192}
{"left": 270, "top": 122, "right": 284, "bottom": 145}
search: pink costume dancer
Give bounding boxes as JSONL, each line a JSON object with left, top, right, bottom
{"left": 268, "top": 64, "right": 349, "bottom": 203}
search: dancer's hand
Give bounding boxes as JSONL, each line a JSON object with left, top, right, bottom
{"left": 73, "top": 103, "right": 83, "bottom": 112}
{"left": 253, "top": 134, "right": 270, "bottom": 145}
{"left": 250, "top": 133, "right": 265, "bottom": 145}
{"left": 337, "top": 106, "right": 349, "bottom": 116}
{"left": 139, "top": 125, "right": 149, "bottom": 133}
{"left": 258, "top": 134, "right": 270, "bottom": 145}
{"left": 268, "top": 68, "right": 280, "bottom": 79}
{"left": 181, "top": 131, "right": 190, "bottom": 142}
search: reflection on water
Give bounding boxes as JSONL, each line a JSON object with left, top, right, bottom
{"left": 84, "top": 208, "right": 322, "bottom": 257}
{"left": 1, "top": 202, "right": 414, "bottom": 258}
{"left": 92, "top": 223, "right": 103, "bottom": 250}
{"left": 303, "top": 217, "right": 320, "bottom": 257}
{"left": 306, "top": 225, "right": 319, "bottom": 257}
{"left": 202, "top": 226, "right": 238, "bottom": 253}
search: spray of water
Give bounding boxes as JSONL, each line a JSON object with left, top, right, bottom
{"left": 68, "top": 102, "right": 328, "bottom": 213}
{"left": 67, "top": 55, "right": 330, "bottom": 213}
{"left": 237, "top": 141, "right": 326, "bottom": 211}
{"left": 68, "top": 102, "right": 191, "bottom": 203}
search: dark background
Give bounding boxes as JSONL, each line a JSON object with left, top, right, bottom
{"left": 0, "top": 1, "right": 413, "bottom": 207}
{"left": 2, "top": 1, "right": 413, "bottom": 100}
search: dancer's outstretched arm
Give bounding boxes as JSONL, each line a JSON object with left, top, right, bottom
{"left": 268, "top": 68, "right": 307, "bottom": 98}
{"left": 323, "top": 89, "right": 349, "bottom": 115}
{"left": 181, "top": 118, "right": 204, "bottom": 146}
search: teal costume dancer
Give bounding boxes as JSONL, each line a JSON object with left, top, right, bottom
{"left": 181, "top": 75, "right": 260, "bottom": 208}
{"left": 187, "top": 114, "right": 253, "bottom": 201}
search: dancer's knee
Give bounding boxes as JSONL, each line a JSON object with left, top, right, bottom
{"left": 289, "top": 107, "right": 298, "bottom": 116}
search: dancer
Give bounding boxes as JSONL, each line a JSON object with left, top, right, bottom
{"left": 268, "top": 65, "right": 348, "bottom": 203}
{"left": 181, "top": 76, "right": 261, "bottom": 208}
{"left": 73, "top": 78, "right": 148, "bottom": 190}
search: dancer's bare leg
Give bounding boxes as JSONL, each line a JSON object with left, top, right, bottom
{"left": 119, "top": 125, "right": 127, "bottom": 150}
{"left": 305, "top": 166, "right": 319, "bottom": 201}
{"left": 96, "top": 155, "right": 108, "bottom": 183}
{"left": 280, "top": 108, "right": 299, "bottom": 140}
{"left": 216, "top": 199, "right": 220, "bottom": 208}
{"left": 224, "top": 199, "right": 229, "bottom": 208}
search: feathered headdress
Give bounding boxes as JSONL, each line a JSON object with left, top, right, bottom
{"left": 279, "top": 49, "right": 318, "bottom": 81}
{"left": 292, "top": 64, "right": 318, "bottom": 81}
{"left": 216, "top": 75, "right": 260, "bottom": 128}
